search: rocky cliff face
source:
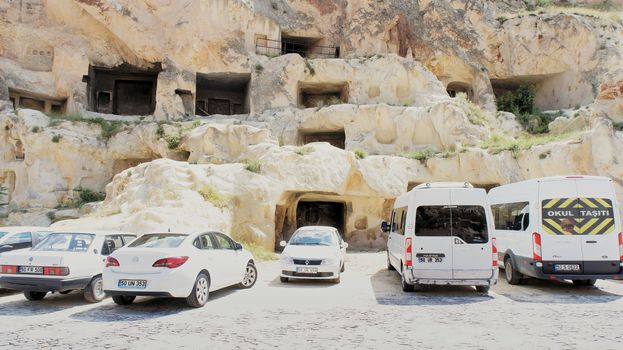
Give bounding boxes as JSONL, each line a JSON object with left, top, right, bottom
{"left": 1, "top": 0, "right": 622, "bottom": 249}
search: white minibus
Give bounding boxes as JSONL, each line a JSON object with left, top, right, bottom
{"left": 489, "top": 176, "right": 623, "bottom": 286}
{"left": 382, "top": 182, "right": 498, "bottom": 293}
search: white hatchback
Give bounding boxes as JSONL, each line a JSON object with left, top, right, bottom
{"left": 0, "top": 230, "right": 137, "bottom": 302}
{"left": 279, "top": 226, "right": 347, "bottom": 283}
{"left": 103, "top": 232, "right": 257, "bottom": 308}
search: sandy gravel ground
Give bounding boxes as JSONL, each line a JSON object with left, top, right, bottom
{"left": 0, "top": 252, "right": 622, "bottom": 349}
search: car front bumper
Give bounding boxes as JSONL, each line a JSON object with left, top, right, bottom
{"left": 0, "top": 276, "right": 92, "bottom": 292}
{"left": 280, "top": 262, "right": 340, "bottom": 280}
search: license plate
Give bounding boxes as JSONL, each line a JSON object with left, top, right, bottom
{"left": 19, "top": 266, "right": 43, "bottom": 274}
{"left": 296, "top": 267, "right": 318, "bottom": 274}
{"left": 417, "top": 257, "right": 443, "bottom": 263}
{"left": 118, "top": 279, "right": 147, "bottom": 289}
{"left": 554, "top": 264, "right": 581, "bottom": 272}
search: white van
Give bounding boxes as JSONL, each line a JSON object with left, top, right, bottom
{"left": 489, "top": 176, "right": 623, "bottom": 286}
{"left": 382, "top": 182, "right": 498, "bottom": 293}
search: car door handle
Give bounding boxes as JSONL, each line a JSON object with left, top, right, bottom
{"left": 586, "top": 241, "right": 597, "bottom": 243}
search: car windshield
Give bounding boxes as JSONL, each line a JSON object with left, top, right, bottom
{"left": 128, "top": 234, "right": 187, "bottom": 248}
{"left": 0, "top": 231, "right": 8, "bottom": 241}
{"left": 32, "top": 233, "right": 95, "bottom": 252}
{"left": 289, "top": 230, "right": 337, "bottom": 246}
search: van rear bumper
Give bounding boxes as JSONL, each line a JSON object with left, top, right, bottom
{"left": 409, "top": 278, "right": 495, "bottom": 286}
{"left": 515, "top": 256, "right": 623, "bottom": 280}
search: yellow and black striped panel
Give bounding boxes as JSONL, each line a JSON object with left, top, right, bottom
{"left": 541, "top": 198, "right": 615, "bottom": 235}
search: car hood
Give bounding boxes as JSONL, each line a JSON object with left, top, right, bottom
{"left": 282, "top": 245, "right": 339, "bottom": 259}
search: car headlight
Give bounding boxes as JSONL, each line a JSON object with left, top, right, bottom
{"left": 280, "top": 255, "right": 293, "bottom": 264}
{"left": 321, "top": 258, "right": 338, "bottom": 265}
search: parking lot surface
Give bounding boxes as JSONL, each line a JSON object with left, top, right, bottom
{"left": 0, "top": 252, "right": 621, "bottom": 349}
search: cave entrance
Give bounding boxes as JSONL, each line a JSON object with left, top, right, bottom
{"left": 296, "top": 201, "right": 346, "bottom": 239}
{"left": 9, "top": 88, "right": 66, "bottom": 114}
{"left": 299, "top": 129, "right": 345, "bottom": 149}
{"left": 446, "top": 81, "right": 473, "bottom": 101}
{"left": 85, "top": 63, "right": 161, "bottom": 116}
{"left": 298, "top": 82, "right": 348, "bottom": 108}
{"left": 195, "top": 72, "right": 250, "bottom": 116}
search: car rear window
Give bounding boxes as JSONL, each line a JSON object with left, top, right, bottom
{"left": 415, "top": 205, "right": 488, "bottom": 243}
{"left": 32, "top": 233, "right": 95, "bottom": 252}
{"left": 128, "top": 234, "right": 187, "bottom": 248}
{"left": 542, "top": 197, "right": 615, "bottom": 235}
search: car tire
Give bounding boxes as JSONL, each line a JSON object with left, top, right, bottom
{"left": 186, "top": 273, "right": 210, "bottom": 308}
{"left": 572, "top": 279, "right": 597, "bottom": 287}
{"left": 341, "top": 262, "right": 345, "bottom": 273}
{"left": 23, "top": 291, "right": 47, "bottom": 301}
{"left": 112, "top": 295, "right": 136, "bottom": 305}
{"left": 237, "top": 262, "right": 258, "bottom": 289}
{"left": 476, "top": 286, "right": 490, "bottom": 293}
{"left": 504, "top": 258, "right": 523, "bottom": 285}
{"left": 279, "top": 276, "right": 289, "bottom": 283}
{"left": 401, "top": 265, "right": 414, "bottom": 293}
{"left": 84, "top": 275, "right": 106, "bottom": 303}
{"left": 387, "top": 252, "right": 395, "bottom": 271}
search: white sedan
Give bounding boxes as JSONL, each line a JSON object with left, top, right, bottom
{"left": 279, "top": 226, "right": 347, "bottom": 283}
{"left": 103, "top": 231, "right": 257, "bottom": 308}
{"left": 0, "top": 230, "right": 137, "bottom": 302}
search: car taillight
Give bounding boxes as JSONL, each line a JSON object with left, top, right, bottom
{"left": 43, "top": 267, "right": 69, "bottom": 276}
{"left": 153, "top": 256, "right": 189, "bottom": 268}
{"left": 492, "top": 237, "right": 498, "bottom": 267}
{"left": 533, "top": 232, "right": 542, "bottom": 262}
{"left": 618, "top": 232, "right": 623, "bottom": 261}
{"left": 0, "top": 265, "right": 17, "bottom": 274}
{"left": 105, "top": 256, "right": 120, "bottom": 267}
{"left": 405, "top": 237, "right": 412, "bottom": 267}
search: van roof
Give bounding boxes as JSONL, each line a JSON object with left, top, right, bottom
{"left": 498, "top": 175, "right": 611, "bottom": 187}
{"left": 413, "top": 182, "right": 474, "bottom": 190}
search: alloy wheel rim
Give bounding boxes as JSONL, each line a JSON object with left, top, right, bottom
{"left": 94, "top": 279, "right": 105, "bottom": 299}
{"left": 242, "top": 266, "right": 256, "bottom": 286}
{"left": 505, "top": 262, "right": 512, "bottom": 281}
{"left": 196, "top": 278, "right": 208, "bottom": 303}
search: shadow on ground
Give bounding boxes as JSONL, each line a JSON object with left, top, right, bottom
{"left": 0, "top": 290, "right": 86, "bottom": 316}
{"left": 494, "top": 276, "right": 623, "bottom": 304}
{"left": 70, "top": 287, "right": 237, "bottom": 322}
{"left": 370, "top": 269, "right": 493, "bottom": 306}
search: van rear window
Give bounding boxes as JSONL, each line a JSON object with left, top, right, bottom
{"left": 415, "top": 206, "right": 488, "bottom": 243}
{"left": 542, "top": 198, "right": 615, "bottom": 235}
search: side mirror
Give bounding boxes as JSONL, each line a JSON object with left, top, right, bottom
{"left": 381, "top": 221, "right": 390, "bottom": 232}
{"left": 279, "top": 240, "right": 287, "bottom": 247}
{"left": 341, "top": 242, "right": 349, "bottom": 249}
{"left": 234, "top": 242, "right": 243, "bottom": 251}
{"left": 0, "top": 245, "right": 14, "bottom": 253}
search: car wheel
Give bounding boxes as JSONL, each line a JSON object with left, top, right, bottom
{"left": 572, "top": 279, "right": 597, "bottom": 287}
{"left": 476, "top": 286, "right": 490, "bottom": 293}
{"left": 504, "top": 258, "right": 523, "bottom": 285}
{"left": 279, "top": 276, "right": 289, "bottom": 283}
{"left": 112, "top": 295, "right": 136, "bottom": 305}
{"left": 341, "top": 262, "right": 345, "bottom": 273}
{"left": 23, "top": 291, "right": 47, "bottom": 301}
{"left": 401, "top": 265, "right": 414, "bottom": 293}
{"left": 84, "top": 275, "right": 106, "bottom": 303}
{"left": 387, "top": 252, "right": 395, "bottom": 271}
{"left": 186, "top": 273, "right": 210, "bottom": 308}
{"left": 238, "top": 262, "right": 258, "bottom": 289}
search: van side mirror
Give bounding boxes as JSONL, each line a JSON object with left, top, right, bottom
{"left": 381, "top": 221, "right": 390, "bottom": 232}
{"left": 279, "top": 240, "right": 287, "bottom": 247}
{"left": 341, "top": 242, "right": 349, "bottom": 249}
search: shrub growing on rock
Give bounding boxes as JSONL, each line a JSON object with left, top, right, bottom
{"left": 244, "top": 159, "right": 262, "bottom": 173}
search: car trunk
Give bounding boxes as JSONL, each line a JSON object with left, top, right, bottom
{"left": 110, "top": 248, "right": 177, "bottom": 274}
